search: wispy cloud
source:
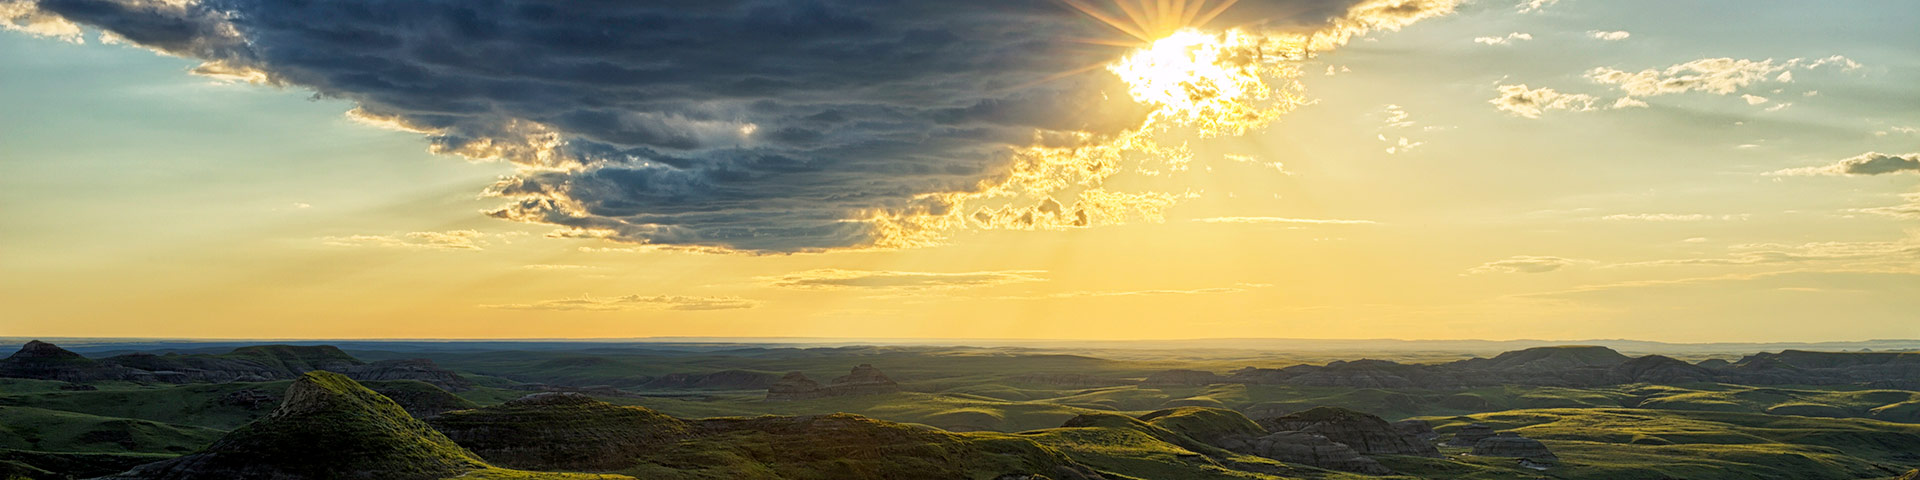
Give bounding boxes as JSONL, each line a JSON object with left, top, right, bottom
{"left": 481, "top": 295, "right": 758, "bottom": 312}
{"left": 1768, "top": 152, "right": 1920, "bottom": 176}
{"left": 1473, "top": 32, "right": 1532, "bottom": 46}
{"left": 1854, "top": 193, "right": 1920, "bottom": 219}
{"left": 996, "top": 285, "right": 1261, "bottom": 300}
{"left": 1601, "top": 213, "right": 1749, "bottom": 222}
{"left": 763, "top": 269, "right": 1045, "bottom": 290}
{"left": 1469, "top": 256, "right": 1587, "bottom": 274}
{"left": 322, "top": 230, "right": 489, "bottom": 251}
{"left": 1193, "top": 217, "right": 1378, "bottom": 225}
{"left": 1588, "top": 30, "right": 1630, "bottom": 41}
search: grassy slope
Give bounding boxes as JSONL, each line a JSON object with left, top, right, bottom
{"left": 1410, "top": 408, "right": 1920, "bottom": 480}
{"left": 0, "top": 406, "right": 221, "bottom": 454}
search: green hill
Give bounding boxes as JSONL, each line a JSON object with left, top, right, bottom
{"left": 94, "top": 372, "right": 620, "bottom": 480}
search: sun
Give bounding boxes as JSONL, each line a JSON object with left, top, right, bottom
{"left": 1057, "top": 0, "right": 1304, "bottom": 136}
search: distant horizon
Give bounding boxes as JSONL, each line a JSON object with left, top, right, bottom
{"left": 10, "top": 335, "right": 1918, "bottom": 346}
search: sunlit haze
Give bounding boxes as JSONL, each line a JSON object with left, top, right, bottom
{"left": 2, "top": 0, "right": 1916, "bottom": 342}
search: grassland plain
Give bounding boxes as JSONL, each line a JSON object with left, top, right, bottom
{"left": 8, "top": 345, "right": 1920, "bottom": 479}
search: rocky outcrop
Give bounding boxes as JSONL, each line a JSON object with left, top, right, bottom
{"left": 1471, "top": 432, "right": 1556, "bottom": 462}
{"left": 0, "top": 340, "right": 144, "bottom": 382}
{"left": 1237, "top": 431, "right": 1390, "bottom": 475}
{"left": 829, "top": 364, "right": 902, "bottom": 395}
{"left": 765, "top": 365, "right": 901, "bottom": 401}
{"left": 1447, "top": 423, "right": 1496, "bottom": 446}
{"left": 766, "top": 372, "right": 827, "bottom": 401}
{"left": 1142, "top": 369, "right": 1223, "bottom": 386}
{"left": 640, "top": 370, "right": 779, "bottom": 390}
{"left": 1393, "top": 419, "right": 1438, "bottom": 442}
{"left": 97, "top": 371, "right": 487, "bottom": 480}
{"left": 343, "top": 359, "right": 474, "bottom": 392}
{"left": 1257, "top": 407, "right": 1440, "bottom": 458}
{"left": 218, "top": 389, "right": 277, "bottom": 410}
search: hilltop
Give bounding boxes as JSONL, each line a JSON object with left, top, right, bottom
{"left": 95, "top": 371, "right": 618, "bottom": 480}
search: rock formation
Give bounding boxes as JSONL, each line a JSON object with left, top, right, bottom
{"left": 1140, "top": 407, "right": 1394, "bottom": 475}
{"left": 96, "top": 371, "right": 488, "bottom": 480}
{"left": 1470, "top": 432, "right": 1557, "bottom": 463}
{"left": 1239, "top": 431, "right": 1390, "bottom": 475}
{"left": 1257, "top": 407, "right": 1440, "bottom": 457}
{"left": 829, "top": 364, "right": 903, "bottom": 396}
{"left": 1393, "top": 419, "right": 1438, "bottom": 442}
{"left": 764, "top": 364, "right": 901, "bottom": 401}
{"left": 344, "top": 359, "right": 475, "bottom": 392}
{"left": 1447, "top": 423, "right": 1496, "bottom": 446}
{"left": 766, "top": 371, "right": 827, "bottom": 401}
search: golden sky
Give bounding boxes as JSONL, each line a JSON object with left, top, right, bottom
{"left": 2, "top": 0, "right": 1916, "bottom": 341}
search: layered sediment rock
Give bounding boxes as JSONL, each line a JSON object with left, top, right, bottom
{"left": 1393, "top": 419, "right": 1438, "bottom": 442}
{"left": 1240, "top": 432, "right": 1390, "bottom": 475}
{"left": 1447, "top": 423, "right": 1496, "bottom": 446}
{"left": 344, "top": 359, "right": 474, "bottom": 392}
{"left": 765, "top": 365, "right": 901, "bottom": 401}
{"left": 1471, "top": 432, "right": 1556, "bottom": 462}
{"left": 1257, "top": 407, "right": 1440, "bottom": 458}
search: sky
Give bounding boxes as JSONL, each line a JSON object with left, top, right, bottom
{"left": 1, "top": 0, "right": 1916, "bottom": 342}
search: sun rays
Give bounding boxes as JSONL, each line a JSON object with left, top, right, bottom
{"left": 1057, "top": 0, "right": 1244, "bottom": 44}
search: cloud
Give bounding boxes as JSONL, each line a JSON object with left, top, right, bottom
{"left": 1515, "top": 0, "right": 1560, "bottom": 14}
{"left": 997, "top": 285, "right": 1256, "bottom": 300}
{"left": 1473, "top": 32, "right": 1531, "bottom": 45}
{"left": 763, "top": 269, "right": 1044, "bottom": 290}
{"left": 1469, "top": 256, "right": 1585, "bottom": 274}
{"left": 322, "top": 230, "right": 488, "bottom": 251}
{"left": 1607, "top": 237, "right": 1920, "bottom": 268}
{"left": 1586, "top": 56, "right": 1858, "bottom": 97}
{"left": 1854, "top": 193, "right": 1920, "bottom": 219}
{"left": 1588, "top": 30, "right": 1629, "bottom": 41}
{"left": 1500, "top": 56, "right": 1861, "bottom": 118}
{"left": 1601, "top": 213, "right": 1749, "bottom": 221}
{"left": 0, "top": 0, "right": 83, "bottom": 42}
{"left": 1489, "top": 84, "right": 1604, "bottom": 118}
{"left": 1193, "top": 217, "right": 1378, "bottom": 225}
{"left": 13, "top": 0, "right": 1460, "bottom": 253}
{"left": 1768, "top": 152, "right": 1920, "bottom": 176}
{"left": 521, "top": 264, "right": 604, "bottom": 271}
{"left": 482, "top": 295, "right": 757, "bottom": 311}
{"left": 1375, "top": 104, "right": 1431, "bottom": 154}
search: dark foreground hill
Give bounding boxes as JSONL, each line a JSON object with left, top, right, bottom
{"left": 95, "top": 371, "right": 615, "bottom": 480}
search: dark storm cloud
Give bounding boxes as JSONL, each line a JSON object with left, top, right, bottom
{"left": 18, "top": 0, "right": 1409, "bottom": 252}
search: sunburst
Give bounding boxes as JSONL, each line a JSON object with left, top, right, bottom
{"left": 1056, "top": 0, "right": 1242, "bottom": 44}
